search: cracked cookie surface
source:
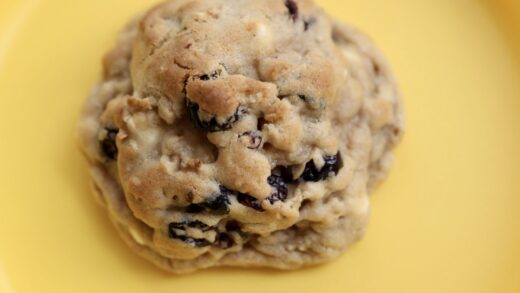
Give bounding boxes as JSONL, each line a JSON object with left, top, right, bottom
{"left": 78, "top": 0, "right": 403, "bottom": 273}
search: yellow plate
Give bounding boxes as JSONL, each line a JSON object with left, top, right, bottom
{"left": 1, "top": 0, "right": 519, "bottom": 292}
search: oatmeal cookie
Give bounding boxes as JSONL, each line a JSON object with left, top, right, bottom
{"left": 78, "top": 0, "right": 403, "bottom": 273}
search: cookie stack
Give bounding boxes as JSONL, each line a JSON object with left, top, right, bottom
{"left": 78, "top": 0, "right": 403, "bottom": 273}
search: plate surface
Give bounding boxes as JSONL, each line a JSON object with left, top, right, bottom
{"left": 0, "top": 0, "right": 519, "bottom": 292}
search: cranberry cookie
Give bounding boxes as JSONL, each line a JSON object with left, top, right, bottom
{"left": 78, "top": 0, "right": 403, "bottom": 273}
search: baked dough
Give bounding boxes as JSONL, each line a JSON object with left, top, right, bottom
{"left": 78, "top": 0, "right": 403, "bottom": 273}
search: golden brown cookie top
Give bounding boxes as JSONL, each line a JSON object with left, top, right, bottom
{"left": 132, "top": 0, "right": 344, "bottom": 115}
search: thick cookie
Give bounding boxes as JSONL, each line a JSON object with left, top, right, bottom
{"left": 78, "top": 0, "right": 403, "bottom": 274}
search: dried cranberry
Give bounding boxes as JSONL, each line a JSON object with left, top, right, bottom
{"left": 285, "top": 0, "right": 298, "bottom": 22}
{"left": 100, "top": 127, "right": 118, "bottom": 160}
{"left": 185, "top": 204, "right": 205, "bottom": 213}
{"left": 172, "top": 235, "right": 211, "bottom": 247}
{"left": 234, "top": 174, "right": 288, "bottom": 210}
{"left": 168, "top": 221, "right": 213, "bottom": 247}
{"left": 169, "top": 220, "right": 213, "bottom": 232}
{"left": 301, "top": 152, "right": 343, "bottom": 182}
{"left": 184, "top": 237, "right": 212, "bottom": 247}
{"left": 199, "top": 71, "right": 219, "bottom": 81}
{"left": 186, "top": 220, "right": 211, "bottom": 231}
{"left": 202, "top": 191, "right": 231, "bottom": 215}
{"left": 185, "top": 190, "right": 230, "bottom": 215}
{"left": 186, "top": 99, "right": 207, "bottom": 129}
{"left": 266, "top": 174, "right": 288, "bottom": 204}
{"left": 186, "top": 99, "right": 246, "bottom": 132}
{"left": 237, "top": 193, "right": 264, "bottom": 211}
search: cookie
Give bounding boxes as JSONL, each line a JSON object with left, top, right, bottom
{"left": 78, "top": 0, "right": 403, "bottom": 274}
